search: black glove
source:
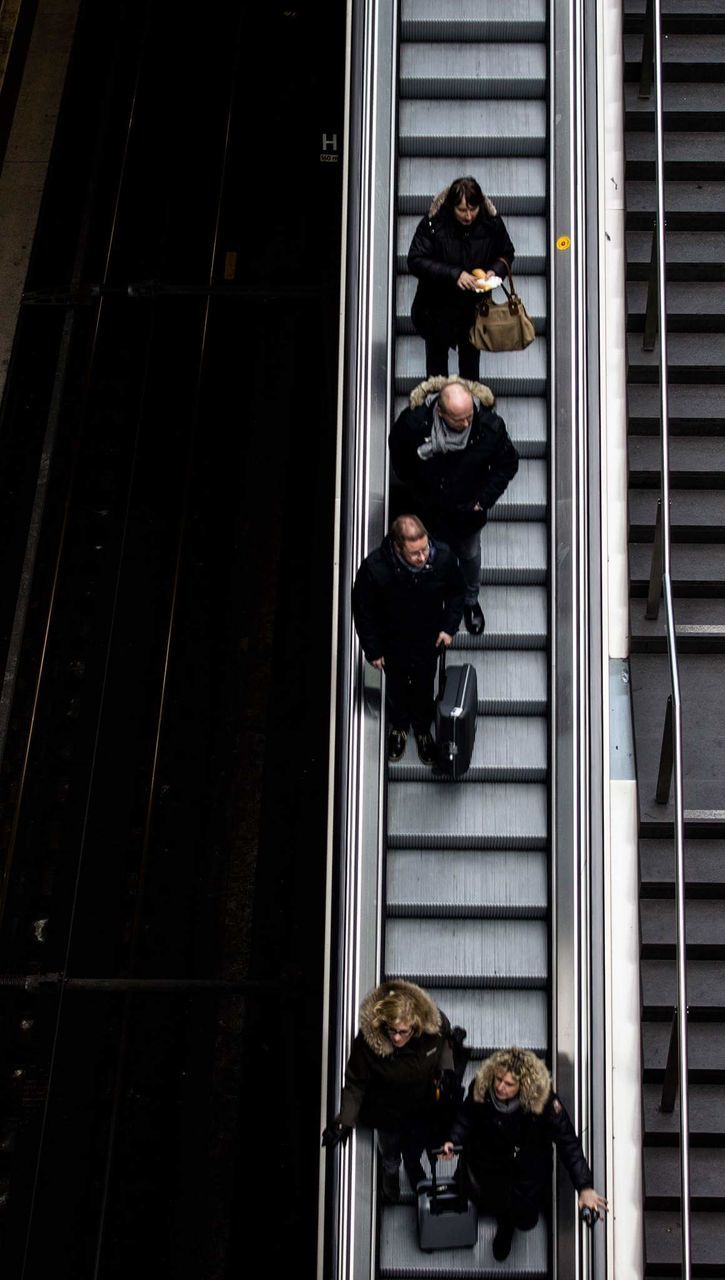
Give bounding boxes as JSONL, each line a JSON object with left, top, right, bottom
{"left": 322, "top": 1123, "right": 351, "bottom": 1149}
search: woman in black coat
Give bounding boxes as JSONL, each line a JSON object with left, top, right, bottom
{"left": 442, "top": 1048, "right": 608, "bottom": 1262}
{"left": 408, "top": 175, "right": 515, "bottom": 381}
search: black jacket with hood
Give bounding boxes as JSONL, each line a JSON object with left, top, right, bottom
{"left": 389, "top": 375, "right": 519, "bottom": 541}
{"left": 450, "top": 1051, "right": 594, "bottom": 1213}
{"left": 336, "top": 980, "right": 453, "bottom": 1132}
{"left": 352, "top": 531, "right": 465, "bottom": 664}
{"left": 408, "top": 187, "right": 515, "bottom": 347}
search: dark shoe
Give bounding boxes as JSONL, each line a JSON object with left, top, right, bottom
{"left": 404, "top": 1160, "right": 426, "bottom": 1192}
{"left": 415, "top": 730, "right": 436, "bottom": 767}
{"left": 382, "top": 1169, "right": 400, "bottom": 1203}
{"left": 464, "top": 602, "right": 485, "bottom": 635}
{"left": 388, "top": 728, "right": 407, "bottom": 762}
{"left": 492, "top": 1218, "right": 514, "bottom": 1262}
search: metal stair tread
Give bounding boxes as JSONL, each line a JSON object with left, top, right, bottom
{"left": 624, "top": 32, "right": 725, "bottom": 62}
{"left": 629, "top": 434, "right": 725, "bottom": 476}
{"left": 386, "top": 849, "right": 547, "bottom": 914}
{"left": 629, "top": 489, "right": 725, "bottom": 535}
{"left": 478, "top": 522, "right": 547, "bottom": 584}
{"left": 645, "top": 1147, "right": 725, "bottom": 1202}
{"left": 627, "top": 382, "right": 725, "bottom": 427}
{"left": 643, "top": 1020, "right": 725, "bottom": 1074}
{"left": 645, "top": 1212, "right": 725, "bottom": 1268}
{"left": 627, "top": 279, "right": 725, "bottom": 319}
{"left": 449, "top": 586, "right": 548, "bottom": 650}
{"left": 399, "top": 43, "right": 547, "bottom": 102}
{"left": 380, "top": 1204, "right": 547, "bottom": 1275}
{"left": 425, "top": 988, "right": 548, "bottom": 1053}
{"left": 625, "top": 80, "right": 725, "bottom": 119}
{"left": 395, "top": 336, "right": 548, "bottom": 397}
{"left": 628, "top": 331, "right": 725, "bottom": 380}
{"left": 626, "top": 178, "right": 725, "bottom": 218}
{"left": 386, "top": 918, "right": 548, "bottom": 986}
{"left": 449, "top": 649, "right": 547, "bottom": 713}
{"left": 396, "top": 275, "right": 547, "bottom": 333}
{"left": 626, "top": 229, "right": 725, "bottom": 277}
{"left": 387, "top": 780, "right": 548, "bottom": 848}
{"left": 397, "top": 215, "right": 547, "bottom": 274}
{"left": 401, "top": 0, "right": 547, "bottom": 42}
{"left": 640, "top": 837, "right": 725, "bottom": 893}
{"left": 626, "top": 131, "right": 725, "bottom": 163}
{"left": 631, "top": 597, "right": 725, "bottom": 652}
{"left": 398, "top": 158, "right": 547, "bottom": 216}
{"left": 389, "top": 716, "right": 547, "bottom": 783}
{"left": 641, "top": 897, "right": 725, "bottom": 949}
{"left": 629, "top": 541, "right": 725, "bottom": 590}
{"left": 641, "top": 958, "right": 725, "bottom": 1012}
{"left": 643, "top": 1081, "right": 725, "bottom": 1136}
{"left": 399, "top": 100, "right": 547, "bottom": 157}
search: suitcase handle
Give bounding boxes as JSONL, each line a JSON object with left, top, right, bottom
{"left": 436, "top": 644, "right": 447, "bottom": 700}
{"left": 429, "top": 1145, "right": 463, "bottom": 1200}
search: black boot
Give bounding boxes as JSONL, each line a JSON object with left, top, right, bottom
{"left": 492, "top": 1216, "right": 515, "bottom": 1261}
{"left": 404, "top": 1159, "right": 426, "bottom": 1192}
{"left": 382, "top": 1169, "right": 400, "bottom": 1203}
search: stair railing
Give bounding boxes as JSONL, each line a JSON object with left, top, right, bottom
{"left": 639, "top": 2, "right": 692, "bottom": 1274}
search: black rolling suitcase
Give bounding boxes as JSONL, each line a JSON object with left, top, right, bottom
{"left": 434, "top": 648, "right": 478, "bottom": 779}
{"left": 417, "top": 1147, "right": 478, "bottom": 1251}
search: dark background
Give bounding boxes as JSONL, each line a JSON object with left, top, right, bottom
{"left": 0, "top": 2, "right": 343, "bottom": 1274}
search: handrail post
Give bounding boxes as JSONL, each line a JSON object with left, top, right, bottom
{"left": 655, "top": 694, "right": 673, "bottom": 804}
{"left": 646, "top": 498, "right": 663, "bottom": 619}
{"left": 643, "top": 220, "right": 659, "bottom": 352}
{"left": 660, "top": 1006, "right": 679, "bottom": 1113}
{"left": 639, "top": 0, "right": 654, "bottom": 99}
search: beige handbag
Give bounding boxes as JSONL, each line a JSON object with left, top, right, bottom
{"left": 469, "top": 271, "right": 535, "bottom": 353}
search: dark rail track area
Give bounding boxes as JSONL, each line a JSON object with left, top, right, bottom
{"left": 0, "top": 2, "right": 343, "bottom": 1274}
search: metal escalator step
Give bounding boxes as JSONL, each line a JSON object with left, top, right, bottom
{"left": 627, "top": 280, "right": 725, "bottom": 330}
{"left": 397, "top": 214, "right": 547, "bottom": 273}
{"left": 396, "top": 274, "right": 547, "bottom": 335}
{"left": 388, "top": 780, "right": 547, "bottom": 848}
{"left": 398, "top": 157, "right": 546, "bottom": 216}
{"left": 399, "top": 43, "right": 547, "bottom": 102}
{"left": 641, "top": 897, "right": 725, "bottom": 955}
{"left": 457, "top": 650, "right": 547, "bottom": 713}
{"left": 640, "top": 837, "right": 725, "bottom": 896}
{"left": 641, "top": 958, "right": 725, "bottom": 1015}
{"left": 626, "top": 229, "right": 725, "bottom": 280}
{"left": 480, "top": 522, "right": 547, "bottom": 584}
{"left": 451, "top": 586, "right": 547, "bottom": 650}
{"left": 645, "top": 1147, "right": 725, "bottom": 1208}
{"left": 386, "top": 918, "right": 548, "bottom": 987}
{"left": 628, "top": 331, "right": 725, "bottom": 383}
{"left": 386, "top": 849, "right": 547, "bottom": 915}
{"left": 629, "top": 489, "right": 725, "bottom": 540}
{"left": 627, "top": 381, "right": 725, "bottom": 431}
{"left": 396, "top": 335, "right": 548, "bottom": 397}
{"left": 643, "top": 1020, "right": 725, "bottom": 1080}
{"left": 401, "top": 0, "right": 547, "bottom": 43}
{"left": 630, "top": 541, "right": 725, "bottom": 595}
{"left": 489, "top": 461, "right": 547, "bottom": 521}
{"left": 379, "top": 1204, "right": 547, "bottom": 1276}
{"left": 645, "top": 1211, "right": 725, "bottom": 1272}
{"left": 629, "top": 434, "right": 725, "bottom": 484}
{"left": 399, "top": 100, "right": 546, "bottom": 157}
{"left": 390, "top": 716, "right": 547, "bottom": 783}
{"left": 426, "top": 987, "right": 548, "bottom": 1054}
{"left": 643, "top": 1080, "right": 725, "bottom": 1138}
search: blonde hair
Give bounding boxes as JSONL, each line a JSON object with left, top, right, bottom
{"left": 370, "top": 987, "right": 421, "bottom": 1036}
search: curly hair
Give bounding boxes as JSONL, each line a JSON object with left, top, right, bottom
{"left": 473, "top": 1047, "right": 552, "bottom": 1115}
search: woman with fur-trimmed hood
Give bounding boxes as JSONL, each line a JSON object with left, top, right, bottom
{"left": 407, "top": 175, "right": 515, "bottom": 381}
{"left": 322, "top": 980, "right": 464, "bottom": 1204}
{"left": 442, "top": 1048, "right": 608, "bottom": 1262}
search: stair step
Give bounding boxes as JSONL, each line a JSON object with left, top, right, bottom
{"left": 400, "top": 0, "right": 547, "bottom": 42}
{"left": 626, "top": 230, "right": 725, "bottom": 281}
{"left": 641, "top": 958, "right": 725, "bottom": 1015}
{"left": 630, "top": 599, "right": 725, "bottom": 653}
{"left": 643, "top": 1020, "right": 725, "bottom": 1080}
{"left": 625, "top": 81, "right": 725, "bottom": 129}
{"left": 426, "top": 987, "right": 548, "bottom": 1054}
{"left": 640, "top": 838, "right": 725, "bottom": 896}
{"left": 396, "top": 273, "right": 546, "bottom": 335}
{"left": 629, "top": 489, "right": 725, "bottom": 539}
{"left": 645, "top": 1211, "right": 725, "bottom": 1271}
{"left": 627, "top": 280, "right": 725, "bottom": 331}
{"left": 380, "top": 1204, "right": 547, "bottom": 1275}
{"left": 387, "top": 779, "right": 548, "bottom": 848}
{"left": 395, "top": 334, "right": 548, "bottom": 396}
{"left": 625, "top": 131, "right": 725, "bottom": 179}
{"left": 450, "top": 586, "right": 548, "bottom": 650}
{"left": 627, "top": 331, "right": 725, "bottom": 383}
{"left": 397, "top": 215, "right": 547, "bottom": 274}
{"left": 385, "top": 917, "right": 548, "bottom": 986}
{"left": 399, "top": 43, "right": 547, "bottom": 102}
{"left": 643, "top": 1081, "right": 725, "bottom": 1141}
{"left": 629, "top": 435, "right": 725, "bottom": 485}
{"left": 398, "top": 100, "right": 547, "bottom": 156}
{"left": 386, "top": 849, "right": 547, "bottom": 914}
{"left": 645, "top": 1147, "right": 725, "bottom": 1208}
{"left": 624, "top": 33, "right": 725, "bottom": 79}
{"left": 629, "top": 542, "right": 725, "bottom": 595}
{"left": 389, "top": 715, "right": 547, "bottom": 783}
{"left": 641, "top": 898, "right": 725, "bottom": 955}
{"left": 626, "top": 179, "right": 725, "bottom": 230}
{"left": 627, "top": 383, "right": 725, "bottom": 433}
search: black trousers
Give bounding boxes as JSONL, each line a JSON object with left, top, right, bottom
{"left": 385, "top": 651, "right": 438, "bottom": 735}
{"left": 464, "top": 1164, "right": 541, "bottom": 1231}
{"left": 425, "top": 334, "right": 480, "bottom": 382}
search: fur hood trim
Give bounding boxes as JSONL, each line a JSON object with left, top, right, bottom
{"left": 428, "top": 185, "right": 498, "bottom": 220}
{"left": 473, "top": 1049, "right": 552, "bottom": 1115}
{"left": 359, "top": 980, "right": 442, "bottom": 1057}
{"left": 409, "top": 374, "right": 495, "bottom": 411}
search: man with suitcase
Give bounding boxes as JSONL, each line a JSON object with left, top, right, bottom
{"left": 389, "top": 376, "right": 519, "bottom": 636}
{"left": 352, "top": 514, "right": 465, "bottom": 764}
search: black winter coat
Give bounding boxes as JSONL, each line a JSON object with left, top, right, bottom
{"left": 337, "top": 1021, "right": 452, "bottom": 1132}
{"left": 389, "top": 397, "right": 519, "bottom": 541}
{"left": 352, "top": 536, "right": 465, "bottom": 663}
{"left": 450, "top": 1086, "right": 594, "bottom": 1215}
{"left": 408, "top": 207, "right": 515, "bottom": 347}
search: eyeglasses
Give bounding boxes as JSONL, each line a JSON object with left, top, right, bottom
{"left": 384, "top": 1024, "right": 414, "bottom": 1040}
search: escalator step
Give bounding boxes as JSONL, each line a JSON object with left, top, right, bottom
{"left": 480, "top": 522, "right": 547, "bottom": 584}
{"left": 388, "top": 780, "right": 547, "bottom": 848}
{"left": 395, "top": 335, "right": 548, "bottom": 397}
{"left": 396, "top": 274, "right": 547, "bottom": 335}
{"left": 399, "top": 43, "right": 547, "bottom": 102}
{"left": 398, "top": 100, "right": 546, "bottom": 157}
{"left": 389, "top": 716, "right": 547, "bottom": 784}
{"left": 401, "top": 0, "right": 547, "bottom": 43}
{"left": 385, "top": 918, "right": 548, "bottom": 987}
{"left": 386, "top": 849, "right": 547, "bottom": 915}
{"left": 398, "top": 156, "right": 546, "bottom": 215}
{"left": 379, "top": 1204, "right": 547, "bottom": 1276}
{"left": 425, "top": 987, "right": 548, "bottom": 1054}
{"left": 458, "top": 650, "right": 547, "bottom": 714}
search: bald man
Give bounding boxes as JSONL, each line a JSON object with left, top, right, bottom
{"left": 389, "top": 377, "right": 518, "bottom": 635}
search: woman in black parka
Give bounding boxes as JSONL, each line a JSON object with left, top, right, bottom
{"left": 442, "top": 1048, "right": 608, "bottom": 1263}
{"left": 408, "top": 175, "right": 515, "bottom": 381}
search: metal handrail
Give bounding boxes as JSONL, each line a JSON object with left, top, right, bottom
{"left": 643, "top": 0, "right": 692, "bottom": 1272}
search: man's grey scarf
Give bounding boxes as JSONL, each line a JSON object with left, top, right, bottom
{"left": 489, "top": 1087, "right": 522, "bottom": 1115}
{"left": 417, "top": 394, "right": 472, "bottom": 460}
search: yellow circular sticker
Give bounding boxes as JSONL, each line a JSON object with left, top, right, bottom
{"left": 556, "top": 236, "right": 571, "bottom": 251}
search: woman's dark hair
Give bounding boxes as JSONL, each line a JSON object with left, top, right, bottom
{"left": 444, "top": 176, "right": 485, "bottom": 214}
